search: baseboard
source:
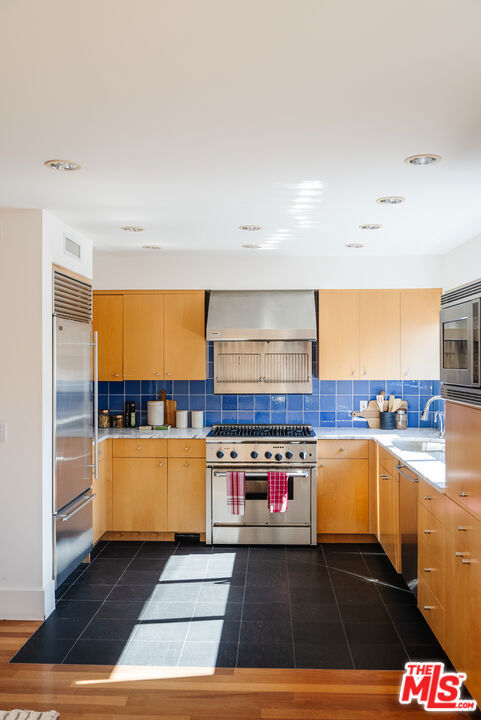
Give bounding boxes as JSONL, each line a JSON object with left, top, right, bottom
{"left": 0, "top": 578, "right": 55, "bottom": 621}
{"left": 317, "top": 533, "right": 378, "bottom": 543}
{"left": 102, "top": 531, "right": 207, "bottom": 543}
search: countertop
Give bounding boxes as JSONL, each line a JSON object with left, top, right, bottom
{"left": 99, "top": 426, "right": 445, "bottom": 491}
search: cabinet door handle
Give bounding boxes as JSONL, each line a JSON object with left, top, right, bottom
{"left": 167, "top": 372, "right": 172, "bottom": 376}
{"left": 114, "top": 373, "right": 120, "bottom": 377}
{"left": 137, "top": 446, "right": 143, "bottom": 451}
{"left": 380, "top": 474, "right": 390, "bottom": 479}
{"left": 154, "top": 372, "right": 160, "bottom": 376}
{"left": 455, "top": 552, "right": 465, "bottom": 557}
{"left": 184, "top": 462, "right": 190, "bottom": 467}
{"left": 424, "top": 495, "right": 432, "bottom": 501}
{"left": 457, "top": 526, "right": 468, "bottom": 532}
{"left": 458, "top": 491, "right": 469, "bottom": 497}
{"left": 362, "top": 370, "right": 367, "bottom": 376}
{"left": 423, "top": 568, "right": 432, "bottom": 572}
{"left": 424, "top": 529, "right": 433, "bottom": 534}
{"left": 462, "top": 559, "right": 471, "bottom": 564}
{"left": 184, "top": 447, "right": 189, "bottom": 451}
{"left": 423, "top": 605, "right": 435, "bottom": 611}
{"left": 159, "top": 462, "right": 163, "bottom": 467}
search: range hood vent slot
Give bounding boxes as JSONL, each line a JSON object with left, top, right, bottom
{"left": 214, "top": 341, "right": 312, "bottom": 394}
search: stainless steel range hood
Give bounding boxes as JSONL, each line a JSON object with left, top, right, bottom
{"left": 206, "top": 290, "right": 317, "bottom": 341}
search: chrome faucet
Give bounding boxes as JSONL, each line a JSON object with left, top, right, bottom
{"left": 421, "top": 395, "right": 445, "bottom": 438}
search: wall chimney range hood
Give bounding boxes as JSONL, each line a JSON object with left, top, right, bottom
{"left": 206, "top": 290, "right": 317, "bottom": 341}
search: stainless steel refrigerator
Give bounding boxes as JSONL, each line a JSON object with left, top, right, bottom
{"left": 53, "top": 313, "right": 98, "bottom": 588}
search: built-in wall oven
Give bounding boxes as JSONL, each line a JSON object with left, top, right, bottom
{"left": 441, "top": 280, "right": 481, "bottom": 405}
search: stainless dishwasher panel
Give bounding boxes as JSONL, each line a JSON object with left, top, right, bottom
{"left": 55, "top": 491, "right": 95, "bottom": 587}
{"left": 397, "top": 463, "right": 419, "bottom": 596}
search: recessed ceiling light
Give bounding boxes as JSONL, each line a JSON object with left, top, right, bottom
{"left": 44, "top": 159, "right": 81, "bottom": 171}
{"left": 359, "top": 224, "right": 383, "bottom": 230}
{"left": 376, "top": 196, "right": 405, "bottom": 205}
{"left": 345, "top": 243, "right": 365, "bottom": 249}
{"left": 404, "top": 154, "right": 442, "bottom": 166}
{"left": 142, "top": 245, "right": 162, "bottom": 250}
{"left": 121, "top": 225, "right": 144, "bottom": 232}
{"left": 242, "top": 244, "right": 262, "bottom": 249}
{"left": 239, "top": 225, "right": 262, "bottom": 231}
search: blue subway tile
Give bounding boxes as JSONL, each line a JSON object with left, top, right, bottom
{"left": 109, "top": 395, "right": 124, "bottom": 412}
{"left": 408, "top": 411, "right": 420, "bottom": 428}
{"left": 337, "top": 420, "right": 353, "bottom": 428}
{"left": 174, "top": 394, "right": 189, "bottom": 410}
{"left": 319, "top": 395, "right": 335, "bottom": 412}
{"left": 318, "top": 419, "right": 335, "bottom": 428}
{"left": 402, "top": 380, "right": 419, "bottom": 393}
{"left": 156, "top": 380, "right": 172, "bottom": 394}
{"left": 206, "top": 411, "right": 221, "bottom": 426}
{"left": 207, "top": 362, "right": 214, "bottom": 379}
{"left": 238, "top": 395, "right": 254, "bottom": 410}
{"left": 405, "top": 395, "right": 420, "bottom": 411}
{"left": 98, "top": 381, "right": 109, "bottom": 395}
{"left": 336, "top": 395, "right": 353, "bottom": 412}
{"left": 140, "top": 394, "right": 155, "bottom": 411}
{"left": 238, "top": 410, "right": 255, "bottom": 423}
{"left": 208, "top": 343, "right": 214, "bottom": 362}
{"left": 287, "top": 411, "right": 303, "bottom": 424}
{"left": 271, "top": 410, "right": 287, "bottom": 424}
{"left": 173, "top": 380, "right": 189, "bottom": 394}
{"left": 190, "top": 395, "right": 205, "bottom": 411}
{"left": 255, "top": 411, "right": 271, "bottom": 424}
{"left": 304, "top": 411, "right": 320, "bottom": 426}
{"left": 222, "top": 395, "right": 237, "bottom": 410}
{"left": 336, "top": 411, "right": 352, "bottom": 423}
{"left": 353, "top": 418, "right": 369, "bottom": 428}
{"left": 304, "top": 394, "right": 319, "bottom": 411}
{"left": 254, "top": 395, "right": 270, "bottom": 410}
{"left": 353, "top": 395, "right": 369, "bottom": 412}
{"left": 141, "top": 380, "right": 156, "bottom": 395}
{"left": 369, "top": 380, "right": 386, "bottom": 395}
{"left": 319, "top": 381, "right": 336, "bottom": 394}
{"left": 206, "top": 395, "right": 221, "bottom": 410}
{"left": 353, "top": 380, "right": 369, "bottom": 394}
{"left": 109, "top": 381, "right": 124, "bottom": 395}
{"left": 287, "top": 395, "right": 303, "bottom": 411}
{"left": 336, "top": 380, "right": 352, "bottom": 394}
{"left": 98, "top": 394, "right": 109, "bottom": 411}
{"left": 125, "top": 380, "right": 140, "bottom": 394}
{"left": 386, "top": 380, "right": 402, "bottom": 396}
{"left": 205, "top": 379, "right": 214, "bottom": 394}
{"left": 221, "top": 410, "right": 237, "bottom": 424}
{"left": 271, "top": 395, "right": 286, "bottom": 411}
{"left": 312, "top": 377, "right": 320, "bottom": 393}
{"left": 433, "top": 380, "right": 441, "bottom": 395}
{"left": 320, "top": 412, "right": 335, "bottom": 423}
{"left": 190, "top": 380, "right": 205, "bottom": 394}
{"left": 420, "top": 380, "right": 434, "bottom": 395}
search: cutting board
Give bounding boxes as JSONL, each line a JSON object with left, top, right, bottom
{"left": 165, "top": 399, "right": 177, "bottom": 427}
{"left": 352, "top": 399, "right": 407, "bottom": 428}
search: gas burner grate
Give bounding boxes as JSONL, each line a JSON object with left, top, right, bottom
{"left": 207, "top": 424, "right": 315, "bottom": 438}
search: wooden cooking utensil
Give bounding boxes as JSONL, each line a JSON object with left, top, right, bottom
{"left": 388, "top": 394, "right": 395, "bottom": 412}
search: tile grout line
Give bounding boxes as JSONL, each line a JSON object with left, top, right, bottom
{"left": 176, "top": 542, "right": 213, "bottom": 666}
{"left": 359, "top": 547, "right": 412, "bottom": 661}
{"left": 55, "top": 540, "right": 111, "bottom": 601}
{"left": 59, "top": 541, "right": 147, "bottom": 663}
{"left": 284, "top": 546, "right": 296, "bottom": 669}
{"left": 320, "top": 543, "right": 355, "bottom": 670}
{"left": 234, "top": 546, "right": 249, "bottom": 669}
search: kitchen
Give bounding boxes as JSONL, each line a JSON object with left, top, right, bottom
{"left": 1, "top": 1, "right": 481, "bottom": 718}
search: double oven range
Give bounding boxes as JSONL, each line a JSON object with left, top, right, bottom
{"left": 205, "top": 424, "right": 318, "bottom": 545}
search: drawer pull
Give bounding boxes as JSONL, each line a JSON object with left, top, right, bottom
{"left": 462, "top": 559, "right": 471, "bottom": 565}
{"left": 458, "top": 491, "right": 469, "bottom": 497}
{"left": 380, "top": 474, "right": 390, "bottom": 479}
{"left": 184, "top": 462, "right": 190, "bottom": 467}
{"left": 159, "top": 462, "right": 163, "bottom": 467}
{"left": 423, "top": 605, "right": 435, "bottom": 611}
{"left": 137, "top": 446, "right": 143, "bottom": 451}
{"left": 455, "top": 552, "right": 465, "bottom": 557}
{"left": 185, "top": 447, "right": 189, "bottom": 451}
{"left": 339, "top": 448, "right": 344, "bottom": 452}
{"left": 167, "top": 372, "right": 172, "bottom": 376}
{"left": 423, "top": 567, "right": 432, "bottom": 573}
{"left": 154, "top": 372, "right": 160, "bottom": 376}
{"left": 114, "top": 373, "right": 120, "bottom": 377}
{"left": 457, "top": 526, "right": 468, "bottom": 532}
{"left": 424, "top": 529, "right": 433, "bottom": 534}
{"left": 424, "top": 495, "right": 432, "bottom": 500}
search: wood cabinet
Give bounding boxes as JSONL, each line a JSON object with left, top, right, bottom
{"left": 317, "top": 288, "right": 440, "bottom": 380}
{"left": 113, "top": 438, "right": 167, "bottom": 458}
{"left": 401, "top": 289, "right": 441, "bottom": 379}
{"left": 92, "top": 439, "right": 112, "bottom": 544}
{"left": 163, "top": 293, "right": 205, "bottom": 380}
{"left": 378, "top": 462, "right": 401, "bottom": 571}
{"left": 418, "top": 502, "right": 446, "bottom": 611}
{"left": 168, "top": 458, "right": 206, "bottom": 533}
{"left": 123, "top": 294, "right": 164, "bottom": 380}
{"left": 318, "top": 291, "right": 360, "bottom": 380}
{"left": 359, "top": 291, "right": 400, "bottom": 380}
{"left": 446, "top": 401, "right": 481, "bottom": 520}
{"left": 112, "top": 457, "right": 168, "bottom": 531}
{"left": 92, "top": 295, "right": 123, "bottom": 381}
{"left": 317, "top": 458, "right": 369, "bottom": 533}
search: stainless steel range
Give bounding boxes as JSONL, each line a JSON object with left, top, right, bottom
{"left": 206, "top": 424, "right": 318, "bottom": 546}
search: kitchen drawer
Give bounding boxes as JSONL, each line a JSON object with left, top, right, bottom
{"left": 317, "top": 439, "right": 368, "bottom": 459}
{"left": 168, "top": 439, "right": 206, "bottom": 458}
{"left": 444, "top": 496, "right": 481, "bottom": 560}
{"left": 418, "top": 503, "right": 445, "bottom": 606}
{"left": 113, "top": 439, "right": 167, "bottom": 458}
{"left": 419, "top": 478, "right": 449, "bottom": 524}
{"left": 379, "top": 446, "right": 399, "bottom": 477}
{"left": 418, "top": 578, "right": 444, "bottom": 646}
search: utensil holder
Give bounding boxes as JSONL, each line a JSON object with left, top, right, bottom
{"left": 380, "top": 411, "right": 396, "bottom": 429}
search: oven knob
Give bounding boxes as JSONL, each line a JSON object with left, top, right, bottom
{"left": 216, "top": 450, "right": 224, "bottom": 458}
{"left": 230, "top": 450, "right": 238, "bottom": 459}
{"left": 285, "top": 451, "right": 293, "bottom": 459}
{"left": 299, "top": 451, "right": 308, "bottom": 459}
{"left": 250, "top": 451, "right": 258, "bottom": 459}
{"left": 275, "top": 453, "right": 282, "bottom": 461}
{"left": 264, "top": 451, "right": 272, "bottom": 459}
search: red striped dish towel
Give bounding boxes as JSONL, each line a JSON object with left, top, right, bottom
{"left": 267, "top": 471, "right": 289, "bottom": 513}
{"left": 226, "top": 471, "right": 245, "bottom": 515}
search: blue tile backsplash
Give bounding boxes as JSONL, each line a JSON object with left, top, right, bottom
{"left": 99, "top": 343, "right": 441, "bottom": 429}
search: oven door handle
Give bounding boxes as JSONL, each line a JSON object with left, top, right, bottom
{"left": 213, "top": 471, "right": 310, "bottom": 478}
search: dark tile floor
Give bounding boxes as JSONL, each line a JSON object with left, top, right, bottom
{"left": 11, "top": 540, "right": 450, "bottom": 669}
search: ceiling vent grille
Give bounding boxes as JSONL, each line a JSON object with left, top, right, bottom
{"left": 53, "top": 270, "right": 92, "bottom": 322}
{"left": 441, "top": 279, "right": 481, "bottom": 306}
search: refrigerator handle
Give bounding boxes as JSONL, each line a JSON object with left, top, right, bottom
{"left": 93, "top": 329, "right": 99, "bottom": 480}
{"left": 52, "top": 314, "right": 57, "bottom": 516}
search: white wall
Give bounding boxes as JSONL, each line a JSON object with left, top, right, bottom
{"left": 93, "top": 252, "right": 443, "bottom": 290}
{"left": 441, "top": 233, "right": 481, "bottom": 291}
{"left": 0, "top": 209, "right": 92, "bottom": 620}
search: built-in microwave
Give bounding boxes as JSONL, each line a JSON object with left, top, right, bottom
{"left": 440, "top": 292, "right": 480, "bottom": 389}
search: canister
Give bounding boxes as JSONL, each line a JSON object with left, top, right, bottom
{"left": 147, "top": 400, "right": 164, "bottom": 427}
{"left": 176, "top": 410, "right": 188, "bottom": 428}
{"left": 191, "top": 410, "right": 204, "bottom": 428}
{"left": 395, "top": 409, "right": 408, "bottom": 430}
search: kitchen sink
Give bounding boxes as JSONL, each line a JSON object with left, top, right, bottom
{"left": 392, "top": 439, "right": 445, "bottom": 457}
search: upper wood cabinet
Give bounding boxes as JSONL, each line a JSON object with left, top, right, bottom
{"left": 359, "top": 291, "right": 400, "bottom": 380}
{"left": 163, "top": 293, "right": 205, "bottom": 380}
{"left": 401, "top": 289, "right": 441, "bottom": 379}
{"left": 124, "top": 294, "right": 164, "bottom": 380}
{"left": 318, "top": 291, "right": 359, "bottom": 380}
{"left": 93, "top": 291, "right": 206, "bottom": 382}
{"left": 318, "top": 288, "right": 441, "bottom": 380}
{"left": 92, "top": 295, "right": 123, "bottom": 381}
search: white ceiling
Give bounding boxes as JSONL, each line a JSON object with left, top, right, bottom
{"left": 2, "top": 0, "right": 481, "bottom": 257}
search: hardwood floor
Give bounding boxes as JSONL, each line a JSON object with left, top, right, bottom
{"left": 0, "top": 620, "right": 468, "bottom": 719}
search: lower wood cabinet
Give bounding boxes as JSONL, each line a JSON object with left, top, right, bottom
{"left": 92, "top": 440, "right": 111, "bottom": 544}
{"left": 168, "top": 458, "right": 206, "bottom": 533}
{"left": 317, "top": 458, "right": 369, "bottom": 533}
{"left": 112, "top": 457, "right": 168, "bottom": 531}
{"left": 378, "top": 463, "right": 401, "bottom": 571}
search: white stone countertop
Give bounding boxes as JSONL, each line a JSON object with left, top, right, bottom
{"left": 98, "top": 425, "right": 446, "bottom": 491}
